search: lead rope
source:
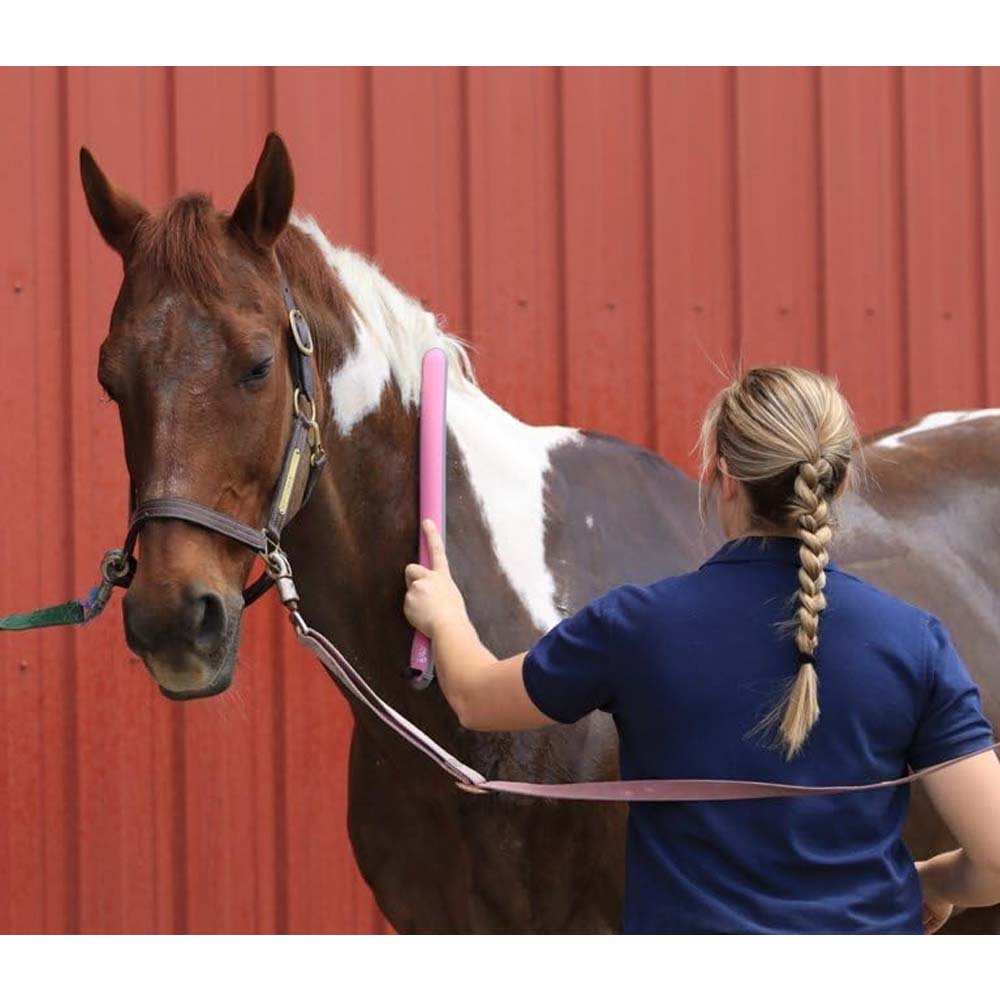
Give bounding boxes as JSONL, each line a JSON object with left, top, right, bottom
{"left": 5, "top": 533, "right": 995, "bottom": 799}
{"left": 259, "top": 538, "right": 999, "bottom": 801}
{"left": 3, "top": 300, "right": 996, "bottom": 798}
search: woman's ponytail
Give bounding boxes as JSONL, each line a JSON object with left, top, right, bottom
{"left": 699, "top": 368, "right": 859, "bottom": 761}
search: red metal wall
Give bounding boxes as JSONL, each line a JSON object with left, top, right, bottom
{"left": 2, "top": 67, "right": 999, "bottom": 933}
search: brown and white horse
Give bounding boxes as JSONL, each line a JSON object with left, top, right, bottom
{"left": 80, "top": 134, "right": 1000, "bottom": 934}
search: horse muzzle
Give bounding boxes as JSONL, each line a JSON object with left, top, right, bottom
{"left": 123, "top": 581, "right": 244, "bottom": 699}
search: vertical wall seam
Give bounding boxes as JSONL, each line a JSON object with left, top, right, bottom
{"left": 971, "top": 66, "right": 989, "bottom": 407}
{"left": 267, "top": 66, "right": 290, "bottom": 935}
{"left": 27, "top": 65, "right": 51, "bottom": 933}
{"left": 165, "top": 65, "right": 188, "bottom": 934}
{"left": 271, "top": 618, "right": 288, "bottom": 933}
{"left": 166, "top": 67, "right": 177, "bottom": 197}
{"left": 642, "top": 67, "right": 658, "bottom": 451}
{"left": 459, "top": 67, "right": 474, "bottom": 340}
{"left": 814, "top": 67, "right": 829, "bottom": 372}
{"left": 265, "top": 66, "right": 277, "bottom": 141}
{"left": 894, "top": 67, "right": 913, "bottom": 419}
{"left": 364, "top": 67, "right": 377, "bottom": 258}
{"left": 360, "top": 68, "right": 376, "bottom": 257}
{"left": 553, "top": 67, "right": 569, "bottom": 423}
{"left": 728, "top": 67, "right": 744, "bottom": 366}
{"left": 55, "top": 64, "right": 81, "bottom": 936}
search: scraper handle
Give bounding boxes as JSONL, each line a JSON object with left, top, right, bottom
{"left": 408, "top": 347, "right": 448, "bottom": 689}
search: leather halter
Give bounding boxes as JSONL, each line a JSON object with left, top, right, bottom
{"left": 106, "top": 267, "right": 327, "bottom": 604}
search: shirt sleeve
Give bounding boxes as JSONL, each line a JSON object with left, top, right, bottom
{"left": 522, "top": 592, "right": 620, "bottom": 725}
{"left": 907, "top": 615, "right": 995, "bottom": 770}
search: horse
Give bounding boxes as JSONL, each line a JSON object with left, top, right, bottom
{"left": 78, "top": 133, "right": 1000, "bottom": 934}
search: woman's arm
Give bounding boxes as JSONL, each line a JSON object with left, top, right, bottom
{"left": 915, "top": 749, "right": 1000, "bottom": 925}
{"left": 403, "top": 520, "right": 554, "bottom": 731}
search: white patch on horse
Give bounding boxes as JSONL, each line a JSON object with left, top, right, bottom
{"left": 292, "top": 213, "right": 580, "bottom": 632}
{"left": 448, "top": 388, "right": 579, "bottom": 632}
{"left": 872, "top": 409, "right": 1000, "bottom": 449}
{"left": 292, "top": 214, "right": 478, "bottom": 418}
{"left": 585, "top": 515, "right": 594, "bottom": 530}
{"left": 290, "top": 216, "right": 391, "bottom": 433}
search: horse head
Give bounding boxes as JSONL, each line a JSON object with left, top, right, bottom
{"left": 80, "top": 134, "right": 348, "bottom": 699}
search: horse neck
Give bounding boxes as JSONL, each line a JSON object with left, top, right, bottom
{"left": 275, "top": 228, "right": 579, "bottom": 715}
{"left": 280, "top": 376, "right": 419, "bottom": 697}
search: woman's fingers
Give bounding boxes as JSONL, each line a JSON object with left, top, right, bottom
{"left": 422, "top": 519, "right": 449, "bottom": 572}
{"left": 405, "top": 562, "right": 431, "bottom": 585}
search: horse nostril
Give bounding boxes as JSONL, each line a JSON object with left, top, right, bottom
{"left": 187, "top": 589, "right": 227, "bottom": 652}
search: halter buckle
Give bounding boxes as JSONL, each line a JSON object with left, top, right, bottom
{"left": 289, "top": 308, "right": 314, "bottom": 356}
{"left": 294, "top": 388, "right": 326, "bottom": 466}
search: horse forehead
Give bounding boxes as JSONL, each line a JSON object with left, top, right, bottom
{"left": 121, "top": 292, "right": 242, "bottom": 366}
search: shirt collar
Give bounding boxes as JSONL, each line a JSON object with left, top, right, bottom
{"left": 701, "top": 534, "right": 839, "bottom": 571}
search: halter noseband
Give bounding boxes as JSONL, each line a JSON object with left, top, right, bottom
{"left": 104, "top": 267, "right": 327, "bottom": 607}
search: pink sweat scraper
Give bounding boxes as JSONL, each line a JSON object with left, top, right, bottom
{"left": 408, "top": 347, "right": 448, "bottom": 689}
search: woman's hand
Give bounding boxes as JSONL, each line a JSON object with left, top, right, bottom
{"left": 914, "top": 859, "right": 955, "bottom": 934}
{"left": 401, "top": 521, "right": 547, "bottom": 731}
{"left": 920, "top": 893, "right": 954, "bottom": 934}
{"left": 403, "top": 520, "right": 469, "bottom": 638}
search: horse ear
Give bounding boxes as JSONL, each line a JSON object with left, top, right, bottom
{"left": 231, "top": 132, "right": 295, "bottom": 250}
{"left": 79, "top": 147, "right": 147, "bottom": 256}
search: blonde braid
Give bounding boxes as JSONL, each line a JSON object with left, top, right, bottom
{"left": 776, "top": 458, "right": 833, "bottom": 759}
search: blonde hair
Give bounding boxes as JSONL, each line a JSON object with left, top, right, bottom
{"left": 698, "top": 366, "right": 860, "bottom": 760}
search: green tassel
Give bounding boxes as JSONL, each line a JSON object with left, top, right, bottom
{"left": 0, "top": 600, "right": 86, "bottom": 631}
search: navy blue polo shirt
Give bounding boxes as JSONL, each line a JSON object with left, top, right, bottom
{"left": 522, "top": 535, "right": 995, "bottom": 934}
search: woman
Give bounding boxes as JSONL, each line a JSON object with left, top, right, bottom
{"left": 403, "top": 366, "right": 1000, "bottom": 934}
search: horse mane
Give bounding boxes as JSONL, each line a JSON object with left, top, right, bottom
{"left": 129, "top": 197, "right": 479, "bottom": 406}
{"left": 132, "top": 194, "right": 226, "bottom": 298}
{"left": 290, "top": 214, "right": 479, "bottom": 407}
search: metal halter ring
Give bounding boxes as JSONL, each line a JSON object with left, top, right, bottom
{"left": 293, "top": 389, "right": 326, "bottom": 466}
{"left": 293, "top": 387, "right": 317, "bottom": 424}
{"left": 100, "top": 548, "right": 132, "bottom": 584}
{"left": 289, "top": 309, "right": 314, "bottom": 356}
{"left": 263, "top": 544, "right": 292, "bottom": 580}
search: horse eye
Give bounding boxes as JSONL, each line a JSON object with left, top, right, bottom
{"left": 240, "top": 357, "right": 274, "bottom": 385}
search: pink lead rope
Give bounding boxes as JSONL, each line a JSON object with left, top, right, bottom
{"left": 291, "top": 347, "right": 999, "bottom": 801}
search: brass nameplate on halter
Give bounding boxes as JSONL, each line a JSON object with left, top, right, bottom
{"left": 278, "top": 449, "right": 303, "bottom": 515}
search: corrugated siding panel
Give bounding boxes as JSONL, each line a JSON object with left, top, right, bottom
{"left": 736, "top": 67, "right": 824, "bottom": 371}
{"left": 902, "top": 68, "right": 987, "bottom": 412}
{"left": 820, "top": 67, "right": 908, "bottom": 432}
{"left": 1, "top": 66, "right": 998, "bottom": 933}
{"left": 562, "top": 67, "right": 655, "bottom": 446}
{"left": 649, "top": 67, "right": 738, "bottom": 465}
{"left": 465, "top": 67, "right": 565, "bottom": 426}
